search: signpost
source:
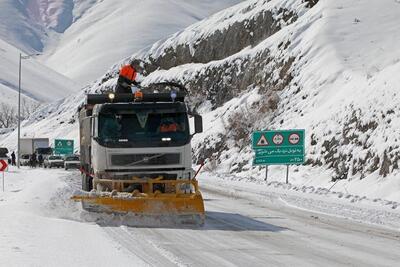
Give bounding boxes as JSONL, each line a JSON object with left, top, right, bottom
{"left": 0, "top": 159, "right": 8, "bottom": 192}
{"left": 54, "top": 139, "right": 74, "bottom": 155}
{"left": 252, "top": 130, "right": 305, "bottom": 183}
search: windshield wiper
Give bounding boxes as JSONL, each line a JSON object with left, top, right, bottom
{"left": 126, "top": 153, "right": 166, "bottom": 166}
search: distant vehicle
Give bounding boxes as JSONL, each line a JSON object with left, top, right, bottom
{"left": 0, "top": 147, "right": 9, "bottom": 166}
{"left": 44, "top": 155, "right": 64, "bottom": 168}
{"left": 64, "top": 155, "right": 80, "bottom": 170}
{"left": 20, "top": 154, "right": 30, "bottom": 166}
{"left": 35, "top": 147, "right": 53, "bottom": 156}
{"left": 0, "top": 147, "right": 8, "bottom": 158}
{"left": 20, "top": 138, "right": 49, "bottom": 155}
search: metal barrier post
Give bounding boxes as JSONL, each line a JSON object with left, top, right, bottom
{"left": 286, "top": 165, "right": 289, "bottom": 184}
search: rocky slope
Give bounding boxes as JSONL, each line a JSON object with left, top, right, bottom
{"left": 3, "top": 0, "right": 400, "bottom": 200}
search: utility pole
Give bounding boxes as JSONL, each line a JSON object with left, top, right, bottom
{"left": 17, "top": 53, "right": 22, "bottom": 168}
{"left": 17, "top": 53, "right": 41, "bottom": 168}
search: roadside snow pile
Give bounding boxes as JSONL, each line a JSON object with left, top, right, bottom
{"left": 0, "top": 167, "right": 143, "bottom": 266}
{"left": 207, "top": 171, "right": 400, "bottom": 210}
{"left": 199, "top": 172, "right": 400, "bottom": 231}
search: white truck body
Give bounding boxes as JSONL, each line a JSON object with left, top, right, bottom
{"left": 20, "top": 138, "right": 49, "bottom": 155}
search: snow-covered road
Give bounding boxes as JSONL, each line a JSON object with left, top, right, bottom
{"left": 1, "top": 167, "right": 399, "bottom": 266}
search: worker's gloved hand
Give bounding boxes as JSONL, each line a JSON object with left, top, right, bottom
{"left": 132, "top": 80, "right": 141, "bottom": 86}
{"left": 131, "top": 81, "right": 142, "bottom": 92}
{"left": 135, "top": 73, "right": 145, "bottom": 83}
{"left": 131, "top": 84, "right": 141, "bottom": 93}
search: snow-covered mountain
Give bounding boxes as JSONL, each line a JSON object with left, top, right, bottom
{"left": 0, "top": 0, "right": 243, "bottom": 85}
{"left": 2, "top": 0, "right": 400, "bottom": 201}
{"left": 0, "top": 37, "right": 78, "bottom": 107}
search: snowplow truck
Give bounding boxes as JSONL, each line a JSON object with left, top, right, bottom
{"left": 73, "top": 86, "right": 205, "bottom": 224}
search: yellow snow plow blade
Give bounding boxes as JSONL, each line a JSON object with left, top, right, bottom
{"left": 72, "top": 179, "right": 205, "bottom": 223}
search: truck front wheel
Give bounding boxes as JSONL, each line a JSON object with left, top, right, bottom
{"left": 82, "top": 174, "right": 93, "bottom": 192}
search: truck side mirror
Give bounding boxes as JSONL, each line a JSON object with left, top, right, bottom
{"left": 194, "top": 114, "right": 203, "bottom": 134}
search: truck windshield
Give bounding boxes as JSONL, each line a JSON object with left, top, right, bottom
{"left": 98, "top": 107, "right": 190, "bottom": 147}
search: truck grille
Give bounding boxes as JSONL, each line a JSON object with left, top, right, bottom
{"left": 111, "top": 153, "right": 180, "bottom": 166}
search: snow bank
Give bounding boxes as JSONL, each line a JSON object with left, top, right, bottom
{"left": 199, "top": 172, "right": 400, "bottom": 231}
{"left": 0, "top": 167, "right": 145, "bottom": 266}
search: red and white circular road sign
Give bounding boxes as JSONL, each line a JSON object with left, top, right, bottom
{"left": 272, "top": 134, "right": 284, "bottom": 145}
{"left": 0, "top": 159, "right": 8, "bottom": 172}
{"left": 288, "top": 133, "right": 301, "bottom": 145}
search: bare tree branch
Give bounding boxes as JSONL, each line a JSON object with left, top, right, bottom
{"left": 0, "top": 102, "right": 17, "bottom": 128}
{"left": 0, "top": 100, "right": 41, "bottom": 129}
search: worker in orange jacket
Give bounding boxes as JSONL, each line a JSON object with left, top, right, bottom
{"left": 115, "top": 63, "right": 140, "bottom": 93}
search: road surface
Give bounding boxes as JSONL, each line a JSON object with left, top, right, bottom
{"left": 103, "top": 185, "right": 400, "bottom": 267}
{"left": 1, "top": 168, "right": 399, "bottom": 266}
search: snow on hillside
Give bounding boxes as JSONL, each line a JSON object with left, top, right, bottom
{"left": 2, "top": 0, "right": 400, "bottom": 202}
{"left": 135, "top": 0, "right": 307, "bottom": 61}
{"left": 0, "top": 0, "right": 45, "bottom": 52}
{"left": 0, "top": 38, "right": 78, "bottom": 106}
{"left": 141, "top": 0, "right": 400, "bottom": 200}
{"left": 0, "top": 0, "right": 243, "bottom": 85}
{"left": 43, "top": 0, "right": 244, "bottom": 85}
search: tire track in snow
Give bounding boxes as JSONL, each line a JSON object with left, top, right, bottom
{"left": 123, "top": 226, "right": 190, "bottom": 267}
{"left": 103, "top": 226, "right": 189, "bottom": 267}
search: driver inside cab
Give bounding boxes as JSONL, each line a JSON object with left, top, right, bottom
{"left": 159, "top": 117, "right": 179, "bottom": 133}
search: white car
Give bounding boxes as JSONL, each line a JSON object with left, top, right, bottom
{"left": 20, "top": 154, "right": 30, "bottom": 166}
{"left": 44, "top": 155, "right": 64, "bottom": 168}
{"left": 64, "top": 155, "right": 80, "bottom": 170}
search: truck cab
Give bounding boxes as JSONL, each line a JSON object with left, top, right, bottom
{"left": 79, "top": 89, "right": 202, "bottom": 192}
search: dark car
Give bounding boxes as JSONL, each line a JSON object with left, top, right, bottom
{"left": 0, "top": 147, "right": 8, "bottom": 158}
{"left": 0, "top": 147, "right": 9, "bottom": 165}
{"left": 35, "top": 147, "right": 53, "bottom": 156}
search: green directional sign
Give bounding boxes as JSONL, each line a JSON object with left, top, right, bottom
{"left": 54, "top": 139, "right": 74, "bottom": 155}
{"left": 252, "top": 130, "right": 305, "bottom": 165}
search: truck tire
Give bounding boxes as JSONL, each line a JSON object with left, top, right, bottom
{"left": 82, "top": 174, "right": 93, "bottom": 192}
